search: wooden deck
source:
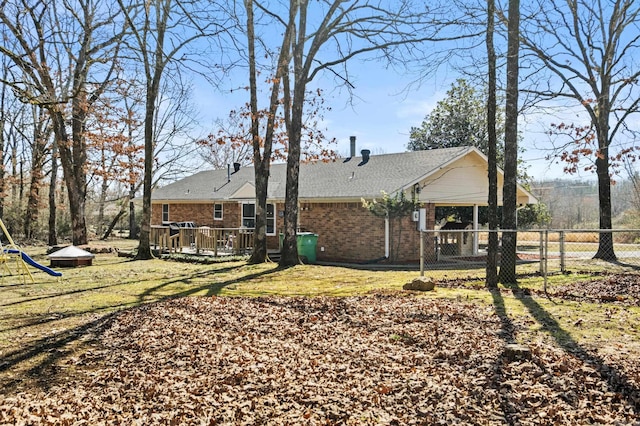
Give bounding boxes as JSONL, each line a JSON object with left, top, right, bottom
{"left": 150, "top": 226, "right": 254, "bottom": 256}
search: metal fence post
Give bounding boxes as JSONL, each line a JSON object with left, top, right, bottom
{"left": 419, "top": 230, "right": 424, "bottom": 277}
{"left": 544, "top": 229, "right": 549, "bottom": 295}
{"left": 539, "top": 230, "right": 544, "bottom": 274}
{"left": 559, "top": 230, "right": 565, "bottom": 273}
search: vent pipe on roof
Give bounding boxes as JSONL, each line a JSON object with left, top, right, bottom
{"left": 350, "top": 136, "right": 356, "bottom": 158}
{"left": 227, "top": 164, "right": 231, "bottom": 182}
{"left": 233, "top": 162, "right": 241, "bottom": 173}
{"left": 361, "top": 149, "right": 370, "bottom": 162}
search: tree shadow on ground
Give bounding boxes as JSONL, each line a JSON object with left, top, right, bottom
{"left": 487, "top": 288, "right": 521, "bottom": 424}
{"left": 134, "top": 262, "right": 289, "bottom": 303}
{"left": 0, "top": 311, "right": 120, "bottom": 392}
{"left": 0, "top": 261, "right": 288, "bottom": 394}
{"left": 606, "top": 259, "right": 640, "bottom": 271}
{"left": 489, "top": 281, "right": 640, "bottom": 417}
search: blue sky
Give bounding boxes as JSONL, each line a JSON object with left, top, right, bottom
{"left": 191, "top": 60, "right": 581, "bottom": 182}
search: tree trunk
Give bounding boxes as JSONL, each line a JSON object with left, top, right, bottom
{"left": 48, "top": 140, "right": 58, "bottom": 246}
{"left": 594, "top": 140, "right": 616, "bottom": 260}
{"left": 97, "top": 169, "right": 109, "bottom": 236}
{"left": 128, "top": 181, "right": 136, "bottom": 239}
{"left": 9, "top": 136, "right": 18, "bottom": 235}
{"left": 247, "top": 0, "right": 268, "bottom": 264}
{"left": 486, "top": 0, "right": 499, "bottom": 288}
{"left": 279, "top": 0, "right": 307, "bottom": 267}
{"left": 102, "top": 205, "right": 127, "bottom": 240}
{"left": 24, "top": 165, "right": 42, "bottom": 239}
{"left": 245, "top": 0, "right": 292, "bottom": 264}
{"left": 279, "top": 105, "right": 304, "bottom": 266}
{"left": 498, "top": 0, "right": 520, "bottom": 285}
{"left": 135, "top": 92, "right": 156, "bottom": 260}
{"left": 249, "top": 161, "right": 269, "bottom": 263}
{"left": 594, "top": 89, "right": 616, "bottom": 260}
{"left": 51, "top": 108, "right": 88, "bottom": 246}
{"left": 280, "top": 138, "right": 302, "bottom": 266}
{"left": 0, "top": 74, "right": 6, "bottom": 220}
{"left": 24, "top": 107, "right": 48, "bottom": 240}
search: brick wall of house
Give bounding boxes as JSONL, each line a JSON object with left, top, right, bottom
{"left": 298, "top": 202, "right": 436, "bottom": 263}
{"left": 151, "top": 203, "right": 213, "bottom": 226}
{"left": 152, "top": 202, "right": 240, "bottom": 228}
{"left": 151, "top": 204, "right": 162, "bottom": 225}
{"left": 152, "top": 201, "right": 282, "bottom": 249}
{"left": 152, "top": 200, "right": 435, "bottom": 263}
{"left": 298, "top": 202, "right": 385, "bottom": 262}
{"left": 217, "top": 203, "right": 241, "bottom": 228}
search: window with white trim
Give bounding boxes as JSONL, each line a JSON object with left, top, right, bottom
{"left": 241, "top": 202, "right": 276, "bottom": 236}
{"left": 214, "top": 203, "right": 223, "bottom": 220}
{"left": 242, "top": 203, "right": 255, "bottom": 228}
{"left": 162, "top": 204, "right": 169, "bottom": 223}
{"left": 266, "top": 204, "right": 275, "bottom": 235}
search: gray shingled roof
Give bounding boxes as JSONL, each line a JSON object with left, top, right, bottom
{"left": 152, "top": 146, "right": 473, "bottom": 202}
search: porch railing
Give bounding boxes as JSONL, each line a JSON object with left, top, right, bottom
{"left": 150, "top": 226, "right": 254, "bottom": 256}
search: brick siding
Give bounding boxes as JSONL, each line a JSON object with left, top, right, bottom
{"left": 152, "top": 201, "right": 435, "bottom": 262}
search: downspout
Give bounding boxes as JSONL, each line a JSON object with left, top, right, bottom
{"left": 385, "top": 215, "right": 390, "bottom": 258}
{"left": 473, "top": 204, "right": 479, "bottom": 255}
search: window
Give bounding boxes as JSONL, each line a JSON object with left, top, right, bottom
{"left": 242, "top": 203, "right": 255, "bottom": 228}
{"left": 162, "top": 204, "right": 169, "bottom": 223}
{"left": 214, "top": 204, "right": 223, "bottom": 220}
{"left": 241, "top": 202, "right": 276, "bottom": 236}
{"left": 266, "top": 204, "right": 275, "bottom": 235}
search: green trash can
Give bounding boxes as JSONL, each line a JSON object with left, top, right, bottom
{"left": 297, "top": 232, "right": 318, "bottom": 263}
{"left": 279, "top": 232, "right": 318, "bottom": 263}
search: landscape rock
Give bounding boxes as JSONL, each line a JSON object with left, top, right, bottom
{"left": 403, "top": 276, "right": 436, "bottom": 291}
{"left": 503, "top": 343, "right": 532, "bottom": 362}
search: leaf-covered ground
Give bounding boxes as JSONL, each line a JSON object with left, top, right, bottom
{"left": 437, "top": 272, "right": 640, "bottom": 306}
{"left": 552, "top": 273, "right": 640, "bottom": 305}
{"left": 1, "top": 292, "right": 639, "bottom": 425}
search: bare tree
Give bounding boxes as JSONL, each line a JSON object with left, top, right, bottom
{"left": 497, "top": 0, "right": 520, "bottom": 284}
{"left": 196, "top": 110, "right": 255, "bottom": 170}
{"left": 241, "top": 0, "right": 467, "bottom": 266}
{"left": 23, "top": 105, "right": 51, "bottom": 239}
{"left": 0, "top": 55, "right": 10, "bottom": 221}
{"left": 0, "top": 0, "right": 125, "bottom": 245}
{"left": 116, "top": 0, "right": 231, "bottom": 259}
{"left": 48, "top": 139, "right": 59, "bottom": 245}
{"left": 520, "top": 0, "right": 640, "bottom": 261}
{"left": 486, "top": 0, "right": 499, "bottom": 287}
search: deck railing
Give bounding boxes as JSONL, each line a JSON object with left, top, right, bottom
{"left": 150, "top": 226, "right": 254, "bottom": 256}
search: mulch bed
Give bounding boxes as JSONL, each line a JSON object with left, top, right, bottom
{"left": 1, "top": 289, "right": 639, "bottom": 425}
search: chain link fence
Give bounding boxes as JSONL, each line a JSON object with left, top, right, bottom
{"left": 417, "top": 229, "right": 640, "bottom": 282}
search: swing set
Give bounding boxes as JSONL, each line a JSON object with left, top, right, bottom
{"left": 0, "top": 218, "right": 62, "bottom": 282}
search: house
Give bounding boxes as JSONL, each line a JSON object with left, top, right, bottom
{"left": 151, "top": 144, "right": 536, "bottom": 263}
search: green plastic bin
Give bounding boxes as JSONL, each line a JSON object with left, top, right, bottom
{"left": 279, "top": 232, "right": 318, "bottom": 263}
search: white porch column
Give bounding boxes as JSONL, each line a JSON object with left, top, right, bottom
{"left": 473, "top": 204, "right": 479, "bottom": 255}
